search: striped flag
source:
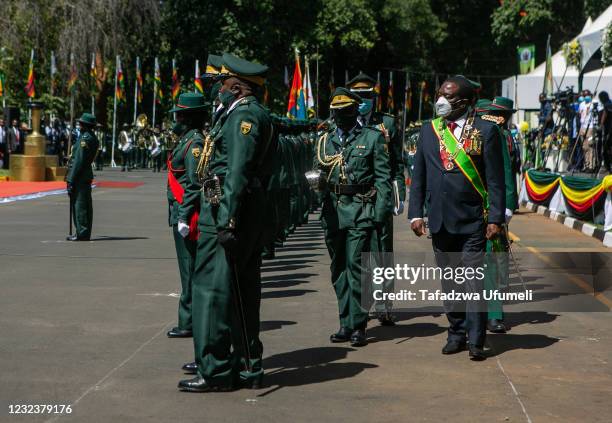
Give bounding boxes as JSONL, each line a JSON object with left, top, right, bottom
{"left": 387, "top": 71, "right": 394, "bottom": 112}
{"left": 25, "top": 49, "right": 35, "bottom": 98}
{"left": 286, "top": 50, "right": 306, "bottom": 120}
{"left": 194, "top": 59, "right": 203, "bottom": 94}
{"left": 135, "top": 56, "right": 143, "bottom": 104}
{"left": 90, "top": 53, "right": 97, "bottom": 94}
{"left": 0, "top": 72, "right": 5, "bottom": 99}
{"left": 154, "top": 57, "right": 163, "bottom": 103}
{"left": 375, "top": 72, "right": 382, "bottom": 111}
{"left": 303, "top": 56, "right": 314, "bottom": 117}
{"left": 67, "top": 53, "right": 77, "bottom": 95}
{"left": 116, "top": 56, "right": 125, "bottom": 103}
{"left": 171, "top": 59, "right": 180, "bottom": 100}
{"left": 405, "top": 73, "right": 412, "bottom": 112}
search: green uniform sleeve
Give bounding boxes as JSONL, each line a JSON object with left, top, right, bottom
{"left": 178, "top": 133, "right": 204, "bottom": 223}
{"left": 383, "top": 115, "right": 406, "bottom": 202}
{"left": 499, "top": 128, "right": 518, "bottom": 211}
{"left": 372, "top": 131, "right": 393, "bottom": 223}
{"left": 217, "top": 108, "right": 261, "bottom": 230}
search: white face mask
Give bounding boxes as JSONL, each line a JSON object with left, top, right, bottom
{"left": 435, "top": 96, "right": 452, "bottom": 117}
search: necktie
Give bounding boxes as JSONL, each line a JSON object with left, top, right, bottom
{"left": 448, "top": 121, "right": 457, "bottom": 133}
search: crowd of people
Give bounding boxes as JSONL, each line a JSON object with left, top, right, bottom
{"left": 536, "top": 89, "right": 612, "bottom": 173}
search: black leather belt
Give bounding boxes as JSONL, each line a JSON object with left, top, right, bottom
{"left": 330, "top": 183, "right": 373, "bottom": 195}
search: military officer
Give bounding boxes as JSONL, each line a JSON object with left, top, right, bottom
{"left": 204, "top": 53, "right": 225, "bottom": 126}
{"left": 316, "top": 87, "right": 392, "bottom": 347}
{"left": 479, "top": 97, "right": 519, "bottom": 334}
{"left": 66, "top": 113, "right": 99, "bottom": 241}
{"left": 179, "top": 53, "right": 274, "bottom": 392}
{"left": 348, "top": 72, "right": 406, "bottom": 326}
{"left": 165, "top": 92, "right": 208, "bottom": 339}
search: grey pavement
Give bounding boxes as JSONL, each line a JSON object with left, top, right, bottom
{"left": 1, "top": 168, "right": 611, "bottom": 423}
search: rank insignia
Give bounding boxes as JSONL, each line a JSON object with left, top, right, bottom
{"left": 192, "top": 147, "right": 201, "bottom": 158}
{"left": 240, "top": 121, "right": 252, "bottom": 135}
{"left": 80, "top": 141, "right": 87, "bottom": 148}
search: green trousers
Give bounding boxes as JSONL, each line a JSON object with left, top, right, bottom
{"left": 485, "top": 234, "right": 510, "bottom": 321}
{"left": 370, "top": 216, "right": 394, "bottom": 313}
{"left": 287, "top": 184, "right": 300, "bottom": 235}
{"left": 324, "top": 227, "right": 372, "bottom": 331}
{"left": 276, "top": 189, "right": 290, "bottom": 243}
{"left": 71, "top": 182, "right": 93, "bottom": 239}
{"left": 300, "top": 182, "right": 311, "bottom": 224}
{"left": 192, "top": 229, "right": 264, "bottom": 386}
{"left": 172, "top": 225, "right": 196, "bottom": 331}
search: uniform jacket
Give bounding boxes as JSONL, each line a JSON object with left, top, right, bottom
{"left": 167, "top": 129, "right": 204, "bottom": 226}
{"left": 66, "top": 129, "right": 99, "bottom": 185}
{"left": 318, "top": 124, "right": 392, "bottom": 232}
{"left": 408, "top": 115, "right": 505, "bottom": 234}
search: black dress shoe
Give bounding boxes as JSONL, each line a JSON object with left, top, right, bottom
{"left": 261, "top": 251, "right": 275, "bottom": 260}
{"left": 468, "top": 345, "right": 487, "bottom": 361}
{"left": 177, "top": 376, "right": 234, "bottom": 392}
{"left": 350, "top": 329, "right": 368, "bottom": 347}
{"left": 241, "top": 375, "right": 264, "bottom": 390}
{"left": 66, "top": 235, "right": 90, "bottom": 241}
{"left": 182, "top": 361, "right": 197, "bottom": 374}
{"left": 442, "top": 340, "right": 466, "bottom": 355}
{"left": 167, "top": 327, "right": 193, "bottom": 338}
{"left": 330, "top": 327, "right": 352, "bottom": 343}
{"left": 487, "top": 319, "right": 507, "bottom": 333}
{"left": 377, "top": 311, "right": 396, "bottom": 326}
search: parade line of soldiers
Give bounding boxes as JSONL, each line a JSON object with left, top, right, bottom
{"left": 65, "top": 51, "right": 519, "bottom": 391}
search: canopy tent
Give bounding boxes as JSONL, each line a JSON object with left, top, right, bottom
{"left": 502, "top": 5, "right": 612, "bottom": 115}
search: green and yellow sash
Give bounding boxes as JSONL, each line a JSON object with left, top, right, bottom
{"left": 431, "top": 117, "right": 489, "bottom": 211}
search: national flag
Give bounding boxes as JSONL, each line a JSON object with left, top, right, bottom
{"left": 286, "top": 50, "right": 306, "bottom": 120}
{"left": 171, "top": 59, "right": 180, "bottom": 100}
{"left": 303, "top": 56, "right": 315, "bottom": 118}
{"left": 25, "top": 49, "right": 35, "bottom": 98}
{"left": 90, "top": 53, "right": 97, "bottom": 94}
{"left": 517, "top": 44, "right": 535, "bottom": 74}
{"left": 543, "top": 35, "right": 554, "bottom": 98}
{"left": 405, "top": 74, "right": 412, "bottom": 112}
{"left": 387, "top": 71, "right": 394, "bottom": 112}
{"left": 194, "top": 59, "right": 203, "bottom": 94}
{"left": 67, "top": 53, "right": 77, "bottom": 95}
{"left": 154, "top": 57, "right": 163, "bottom": 103}
{"left": 375, "top": 72, "right": 382, "bottom": 111}
{"left": 421, "top": 81, "right": 430, "bottom": 104}
{"left": 135, "top": 56, "right": 143, "bottom": 104}
{"left": 116, "top": 56, "right": 125, "bottom": 103}
{"left": 0, "top": 72, "right": 5, "bottom": 98}
{"left": 50, "top": 51, "right": 58, "bottom": 96}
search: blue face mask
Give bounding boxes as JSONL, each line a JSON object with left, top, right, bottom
{"left": 578, "top": 96, "right": 585, "bottom": 103}
{"left": 510, "top": 129, "right": 518, "bottom": 136}
{"left": 585, "top": 96, "right": 592, "bottom": 103}
{"left": 358, "top": 99, "right": 374, "bottom": 116}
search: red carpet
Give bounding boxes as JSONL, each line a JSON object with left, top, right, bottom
{"left": 0, "top": 180, "right": 143, "bottom": 199}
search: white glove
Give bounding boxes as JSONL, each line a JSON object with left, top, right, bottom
{"left": 177, "top": 220, "right": 190, "bottom": 238}
{"left": 393, "top": 201, "right": 405, "bottom": 216}
{"left": 505, "top": 208, "right": 513, "bottom": 224}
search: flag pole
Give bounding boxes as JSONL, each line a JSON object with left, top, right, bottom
{"left": 133, "top": 57, "right": 139, "bottom": 124}
{"left": 91, "top": 53, "right": 95, "bottom": 115}
{"left": 152, "top": 57, "right": 158, "bottom": 128}
{"left": 67, "top": 52, "right": 75, "bottom": 162}
{"left": 402, "top": 71, "right": 409, "bottom": 146}
{"left": 315, "top": 47, "right": 319, "bottom": 120}
{"left": 194, "top": 59, "right": 198, "bottom": 93}
{"left": 418, "top": 81, "right": 424, "bottom": 122}
{"left": 111, "top": 55, "right": 119, "bottom": 168}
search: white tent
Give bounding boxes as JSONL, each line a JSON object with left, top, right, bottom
{"left": 502, "top": 5, "right": 612, "bottom": 119}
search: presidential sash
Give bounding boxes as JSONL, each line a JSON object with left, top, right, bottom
{"left": 431, "top": 117, "right": 489, "bottom": 211}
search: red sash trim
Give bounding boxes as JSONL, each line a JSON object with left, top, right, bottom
{"left": 167, "top": 139, "right": 200, "bottom": 240}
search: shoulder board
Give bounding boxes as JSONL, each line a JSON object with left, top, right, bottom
{"left": 481, "top": 114, "right": 505, "bottom": 125}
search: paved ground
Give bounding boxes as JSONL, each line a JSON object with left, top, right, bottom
{"left": 1, "top": 168, "right": 611, "bottom": 423}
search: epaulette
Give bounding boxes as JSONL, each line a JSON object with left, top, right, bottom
{"left": 481, "top": 114, "right": 505, "bottom": 125}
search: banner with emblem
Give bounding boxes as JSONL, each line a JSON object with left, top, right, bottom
{"left": 25, "top": 49, "right": 35, "bottom": 98}
{"left": 517, "top": 44, "right": 535, "bottom": 74}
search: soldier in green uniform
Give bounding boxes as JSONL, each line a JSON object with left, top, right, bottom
{"left": 479, "top": 97, "right": 518, "bottom": 334}
{"left": 348, "top": 72, "right": 406, "bottom": 325}
{"left": 66, "top": 113, "right": 99, "bottom": 241}
{"left": 165, "top": 93, "right": 208, "bottom": 339}
{"left": 316, "top": 87, "right": 392, "bottom": 347}
{"left": 179, "top": 53, "right": 274, "bottom": 392}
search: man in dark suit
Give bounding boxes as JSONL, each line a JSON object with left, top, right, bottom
{"left": 408, "top": 76, "right": 505, "bottom": 361}
{"left": 7, "top": 119, "right": 23, "bottom": 154}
